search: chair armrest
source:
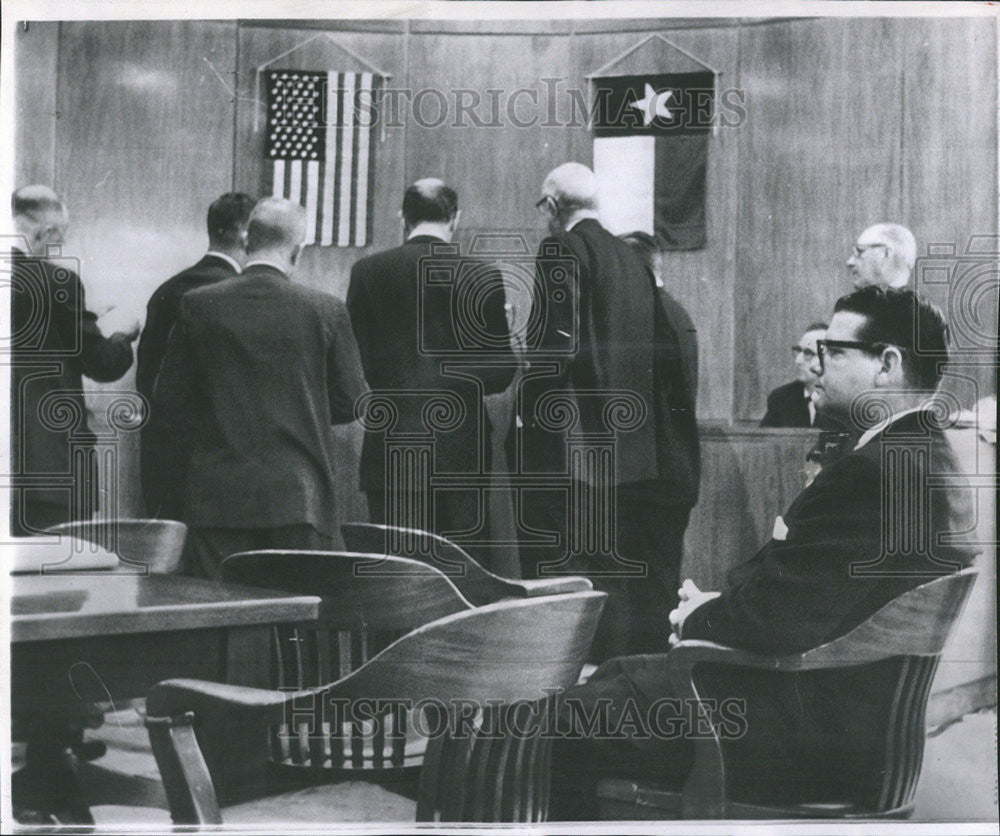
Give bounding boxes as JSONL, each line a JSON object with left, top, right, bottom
{"left": 145, "top": 680, "right": 308, "bottom": 821}
{"left": 517, "top": 577, "right": 594, "bottom": 596}
{"left": 146, "top": 678, "right": 293, "bottom": 723}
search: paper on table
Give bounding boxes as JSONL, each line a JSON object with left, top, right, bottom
{"left": 9, "top": 538, "right": 120, "bottom": 574}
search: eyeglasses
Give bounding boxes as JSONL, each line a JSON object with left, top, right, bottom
{"left": 816, "top": 338, "right": 900, "bottom": 371}
{"left": 851, "top": 242, "right": 888, "bottom": 258}
{"left": 791, "top": 345, "right": 818, "bottom": 361}
{"left": 535, "top": 195, "right": 558, "bottom": 214}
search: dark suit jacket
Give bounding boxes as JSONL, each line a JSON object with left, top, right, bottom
{"left": 137, "top": 254, "right": 237, "bottom": 515}
{"left": 136, "top": 254, "right": 237, "bottom": 400}
{"left": 347, "top": 235, "right": 514, "bottom": 494}
{"left": 521, "top": 219, "right": 699, "bottom": 504}
{"left": 9, "top": 248, "right": 134, "bottom": 517}
{"left": 760, "top": 380, "right": 812, "bottom": 427}
{"left": 150, "top": 265, "right": 367, "bottom": 535}
{"left": 679, "top": 410, "right": 977, "bottom": 803}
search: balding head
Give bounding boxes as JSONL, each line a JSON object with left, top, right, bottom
{"left": 539, "top": 163, "right": 600, "bottom": 235}
{"left": 246, "top": 198, "right": 307, "bottom": 271}
{"left": 401, "top": 178, "right": 459, "bottom": 240}
{"left": 12, "top": 185, "right": 68, "bottom": 255}
{"left": 848, "top": 223, "right": 917, "bottom": 289}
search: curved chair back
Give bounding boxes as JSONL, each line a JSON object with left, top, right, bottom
{"left": 220, "top": 550, "right": 475, "bottom": 774}
{"left": 145, "top": 590, "right": 608, "bottom": 823}
{"left": 341, "top": 522, "right": 592, "bottom": 604}
{"left": 649, "top": 567, "right": 981, "bottom": 819}
{"left": 46, "top": 518, "right": 187, "bottom": 574}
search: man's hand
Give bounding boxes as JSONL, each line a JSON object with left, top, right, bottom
{"left": 669, "top": 579, "right": 720, "bottom": 647}
{"left": 99, "top": 305, "right": 141, "bottom": 341}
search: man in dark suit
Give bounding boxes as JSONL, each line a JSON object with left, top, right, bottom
{"left": 9, "top": 186, "right": 139, "bottom": 535}
{"left": 151, "top": 198, "right": 367, "bottom": 577}
{"left": 137, "top": 192, "right": 254, "bottom": 517}
{"left": 515, "top": 164, "right": 700, "bottom": 660}
{"left": 759, "top": 322, "right": 827, "bottom": 427}
{"left": 550, "top": 287, "right": 976, "bottom": 818}
{"left": 347, "top": 179, "right": 514, "bottom": 563}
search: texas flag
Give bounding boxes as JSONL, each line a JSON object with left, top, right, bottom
{"left": 592, "top": 71, "right": 714, "bottom": 250}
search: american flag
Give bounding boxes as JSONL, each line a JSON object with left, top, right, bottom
{"left": 266, "top": 70, "right": 382, "bottom": 247}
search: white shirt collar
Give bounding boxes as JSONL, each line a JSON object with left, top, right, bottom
{"left": 854, "top": 405, "right": 927, "bottom": 451}
{"left": 205, "top": 251, "right": 242, "bottom": 274}
{"left": 244, "top": 258, "right": 287, "bottom": 274}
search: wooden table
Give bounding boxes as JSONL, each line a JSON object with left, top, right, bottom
{"left": 10, "top": 571, "right": 320, "bottom": 822}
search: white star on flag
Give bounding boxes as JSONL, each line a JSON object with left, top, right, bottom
{"left": 631, "top": 83, "right": 673, "bottom": 126}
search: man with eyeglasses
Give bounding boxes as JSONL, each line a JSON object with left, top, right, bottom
{"left": 847, "top": 223, "right": 917, "bottom": 289}
{"left": 550, "top": 285, "right": 976, "bottom": 818}
{"left": 760, "top": 322, "right": 828, "bottom": 427}
{"left": 513, "top": 162, "right": 698, "bottom": 662}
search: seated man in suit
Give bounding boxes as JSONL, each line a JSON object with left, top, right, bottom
{"left": 151, "top": 198, "right": 368, "bottom": 577}
{"left": 550, "top": 286, "right": 977, "bottom": 817}
{"left": 138, "top": 191, "right": 255, "bottom": 517}
{"left": 760, "top": 322, "right": 827, "bottom": 427}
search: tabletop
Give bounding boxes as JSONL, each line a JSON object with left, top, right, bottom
{"left": 11, "top": 572, "right": 320, "bottom": 643}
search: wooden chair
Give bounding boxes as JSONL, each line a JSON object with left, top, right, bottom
{"left": 341, "top": 522, "right": 592, "bottom": 606}
{"left": 596, "top": 568, "right": 979, "bottom": 820}
{"left": 220, "top": 550, "right": 475, "bottom": 775}
{"left": 46, "top": 519, "right": 187, "bottom": 574}
{"left": 144, "top": 591, "right": 607, "bottom": 824}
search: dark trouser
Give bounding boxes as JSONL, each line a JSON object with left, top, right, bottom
{"left": 549, "top": 654, "right": 693, "bottom": 821}
{"left": 185, "top": 524, "right": 337, "bottom": 579}
{"left": 517, "top": 481, "right": 691, "bottom": 661}
{"left": 365, "top": 488, "right": 491, "bottom": 568}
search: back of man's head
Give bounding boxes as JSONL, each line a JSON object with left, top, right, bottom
{"left": 207, "top": 192, "right": 255, "bottom": 248}
{"left": 542, "top": 162, "right": 598, "bottom": 213}
{"left": 246, "top": 198, "right": 307, "bottom": 258}
{"left": 833, "top": 286, "right": 948, "bottom": 390}
{"left": 12, "top": 185, "right": 68, "bottom": 254}
{"left": 401, "top": 178, "right": 458, "bottom": 228}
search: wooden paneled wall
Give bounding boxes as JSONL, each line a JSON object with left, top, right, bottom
{"left": 13, "top": 17, "right": 998, "bottom": 565}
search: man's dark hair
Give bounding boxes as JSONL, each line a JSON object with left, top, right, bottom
{"left": 207, "top": 192, "right": 255, "bottom": 246}
{"left": 833, "top": 286, "right": 949, "bottom": 389}
{"left": 401, "top": 180, "right": 457, "bottom": 227}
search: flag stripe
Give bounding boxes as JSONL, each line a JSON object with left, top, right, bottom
{"left": 337, "top": 72, "right": 356, "bottom": 247}
{"left": 321, "top": 72, "right": 339, "bottom": 246}
{"left": 593, "top": 135, "right": 655, "bottom": 236}
{"left": 364, "top": 76, "right": 381, "bottom": 244}
{"left": 288, "top": 160, "right": 302, "bottom": 205}
{"left": 349, "top": 72, "right": 370, "bottom": 246}
{"left": 304, "top": 160, "right": 320, "bottom": 245}
{"left": 331, "top": 73, "right": 345, "bottom": 246}
{"left": 272, "top": 159, "right": 285, "bottom": 198}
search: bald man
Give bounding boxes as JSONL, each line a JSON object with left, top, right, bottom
{"left": 515, "top": 163, "right": 699, "bottom": 660}
{"left": 9, "top": 186, "right": 139, "bottom": 535}
{"left": 847, "top": 223, "right": 917, "bottom": 289}
{"left": 347, "top": 179, "right": 514, "bottom": 563}
{"left": 151, "top": 198, "right": 367, "bottom": 576}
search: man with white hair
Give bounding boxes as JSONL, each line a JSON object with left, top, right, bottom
{"left": 151, "top": 197, "right": 367, "bottom": 577}
{"left": 515, "top": 163, "right": 699, "bottom": 660}
{"left": 9, "top": 185, "right": 139, "bottom": 535}
{"left": 847, "top": 223, "right": 917, "bottom": 289}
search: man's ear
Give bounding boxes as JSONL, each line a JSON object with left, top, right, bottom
{"left": 449, "top": 209, "right": 461, "bottom": 233}
{"left": 289, "top": 243, "right": 302, "bottom": 267}
{"left": 877, "top": 345, "right": 905, "bottom": 384}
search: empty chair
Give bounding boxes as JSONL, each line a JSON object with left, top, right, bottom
{"left": 46, "top": 519, "right": 187, "bottom": 574}
{"left": 596, "top": 568, "right": 979, "bottom": 820}
{"left": 145, "top": 591, "right": 607, "bottom": 824}
{"left": 221, "top": 550, "right": 475, "bottom": 775}
{"left": 341, "top": 522, "right": 592, "bottom": 606}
